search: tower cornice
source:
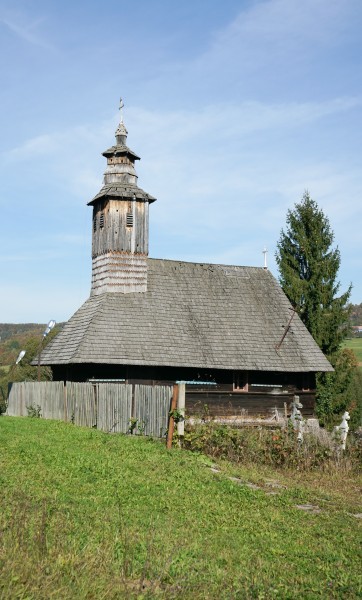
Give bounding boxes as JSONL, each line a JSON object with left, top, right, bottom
{"left": 102, "top": 144, "right": 140, "bottom": 161}
{"left": 88, "top": 183, "right": 156, "bottom": 206}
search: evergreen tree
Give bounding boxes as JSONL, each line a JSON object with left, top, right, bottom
{"left": 276, "top": 191, "right": 351, "bottom": 355}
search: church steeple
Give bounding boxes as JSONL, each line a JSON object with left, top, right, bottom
{"left": 88, "top": 99, "right": 156, "bottom": 295}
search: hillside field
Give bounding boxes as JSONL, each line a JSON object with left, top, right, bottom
{"left": 344, "top": 337, "right": 362, "bottom": 365}
{"left": 0, "top": 417, "right": 361, "bottom": 599}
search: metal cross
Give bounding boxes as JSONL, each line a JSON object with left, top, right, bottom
{"left": 119, "top": 98, "right": 124, "bottom": 122}
{"left": 262, "top": 247, "right": 268, "bottom": 269}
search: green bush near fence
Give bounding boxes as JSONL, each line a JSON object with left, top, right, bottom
{"left": 1, "top": 417, "right": 361, "bottom": 599}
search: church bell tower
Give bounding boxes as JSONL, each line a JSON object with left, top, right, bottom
{"left": 88, "top": 99, "right": 156, "bottom": 295}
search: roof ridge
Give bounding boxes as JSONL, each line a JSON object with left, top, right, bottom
{"left": 70, "top": 295, "right": 106, "bottom": 361}
{"left": 148, "top": 257, "right": 267, "bottom": 270}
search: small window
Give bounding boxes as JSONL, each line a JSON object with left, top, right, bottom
{"left": 126, "top": 212, "right": 133, "bottom": 227}
{"left": 100, "top": 213, "right": 104, "bottom": 228}
{"left": 93, "top": 215, "right": 97, "bottom": 231}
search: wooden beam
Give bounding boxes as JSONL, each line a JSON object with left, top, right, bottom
{"left": 166, "top": 384, "right": 179, "bottom": 450}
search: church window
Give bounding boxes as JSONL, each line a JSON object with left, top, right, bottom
{"left": 100, "top": 213, "right": 104, "bottom": 228}
{"left": 126, "top": 212, "right": 133, "bottom": 227}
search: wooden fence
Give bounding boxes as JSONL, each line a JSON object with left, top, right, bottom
{"left": 6, "top": 381, "right": 313, "bottom": 435}
{"left": 7, "top": 382, "right": 173, "bottom": 438}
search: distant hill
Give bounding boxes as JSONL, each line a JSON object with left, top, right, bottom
{"left": 350, "top": 303, "right": 362, "bottom": 326}
{"left": 0, "top": 323, "right": 64, "bottom": 367}
{"left": 0, "top": 323, "right": 46, "bottom": 342}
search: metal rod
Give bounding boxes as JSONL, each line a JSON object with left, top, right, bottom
{"left": 37, "top": 338, "right": 44, "bottom": 382}
{"left": 275, "top": 307, "right": 297, "bottom": 351}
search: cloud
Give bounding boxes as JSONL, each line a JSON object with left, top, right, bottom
{"left": 195, "top": 0, "right": 358, "bottom": 71}
{"left": 129, "top": 97, "right": 361, "bottom": 148}
{"left": 4, "top": 124, "right": 105, "bottom": 160}
{"left": 0, "top": 14, "right": 54, "bottom": 50}
{"left": 2, "top": 96, "right": 360, "bottom": 235}
{"left": 3, "top": 94, "right": 358, "bottom": 198}
{"left": 5, "top": 133, "right": 55, "bottom": 158}
{"left": 127, "top": 98, "right": 361, "bottom": 224}
{"left": 1, "top": 122, "right": 109, "bottom": 203}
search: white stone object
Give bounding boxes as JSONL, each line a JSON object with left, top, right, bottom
{"left": 290, "top": 395, "right": 304, "bottom": 442}
{"left": 334, "top": 411, "right": 350, "bottom": 450}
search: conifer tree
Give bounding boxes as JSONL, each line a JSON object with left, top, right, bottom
{"left": 276, "top": 191, "right": 351, "bottom": 356}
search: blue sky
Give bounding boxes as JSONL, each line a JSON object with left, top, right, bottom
{"left": 0, "top": 0, "right": 361, "bottom": 323}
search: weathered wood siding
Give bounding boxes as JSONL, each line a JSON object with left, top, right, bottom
{"left": 92, "top": 200, "right": 149, "bottom": 257}
{"left": 91, "top": 252, "right": 148, "bottom": 294}
{"left": 91, "top": 199, "right": 149, "bottom": 294}
{"left": 186, "top": 390, "right": 315, "bottom": 419}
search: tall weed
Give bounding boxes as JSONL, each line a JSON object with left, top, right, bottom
{"left": 183, "top": 422, "right": 362, "bottom": 472}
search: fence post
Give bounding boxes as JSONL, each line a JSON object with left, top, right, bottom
{"left": 177, "top": 382, "right": 185, "bottom": 438}
{"left": 93, "top": 383, "right": 98, "bottom": 429}
{"left": 166, "top": 384, "right": 178, "bottom": 450}
{"left": 63, "top": 382, "right": 68, "bottom": 422}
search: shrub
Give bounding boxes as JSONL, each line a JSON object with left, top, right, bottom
{"left": 183, "top": 422, "right": 362, "bottom": 472}
{"left": 316, "top": 348, "right": 362, "bottom": 427}
{"left": 26, "top": 404, "right": 42, "bottom": 418}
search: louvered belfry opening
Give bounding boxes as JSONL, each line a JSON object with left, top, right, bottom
{"left": 88, "top": 104, "right": 156, "bottom": 295}
{"left": 126, "top": 212, "right": 133, "bottom": 227}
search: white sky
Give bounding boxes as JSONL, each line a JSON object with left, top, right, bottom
{"left": 0, "top": 0, "right": 361, "bottom": 322}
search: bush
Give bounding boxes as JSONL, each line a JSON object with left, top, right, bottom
{"left": 0, "top": 382, "right": 7, "bottom": 415}
{"left": 26, "top": 404, "right": 42, "bottom": 418}
{"left": 183, "top": 422, "right": 362, "bottom": 472}
{"left": 316, "top": 348, "right": 362, "bottom": 428}
{"left": 0, "top": 398, "right": 6, "bottom": 416}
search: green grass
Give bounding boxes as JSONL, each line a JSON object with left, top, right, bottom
{"left": 344, "top": 337, "right": 362, "bottom": 364}
{"left": 0, "top": 417, "right": 361, "bottom": 599}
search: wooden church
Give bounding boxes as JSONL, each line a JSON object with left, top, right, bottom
{"left": 40, "top": 101, "right": 332, "bottom": 414}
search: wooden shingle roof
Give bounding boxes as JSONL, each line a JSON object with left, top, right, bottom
{"left": 40, "top": 259, "right": 333, "bottom": 372}
{"left": 102, "top": 143, "right": 140, "bottom": 160}
{"left": 88, "top": 183, "right": 156, "bottom": 205}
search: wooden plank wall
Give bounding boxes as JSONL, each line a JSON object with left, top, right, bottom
{"left": 6, "top": 381, "right": 172, "bottom": 438}
{"left": 92, "top": 200, "right": 149, "bottom": 257}
{"left": 186, "top": 390, "right": 315, "bottom": 419}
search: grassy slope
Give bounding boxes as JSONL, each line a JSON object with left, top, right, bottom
{"left": 0, "top": 418, "right": 361, "bottom": 600}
